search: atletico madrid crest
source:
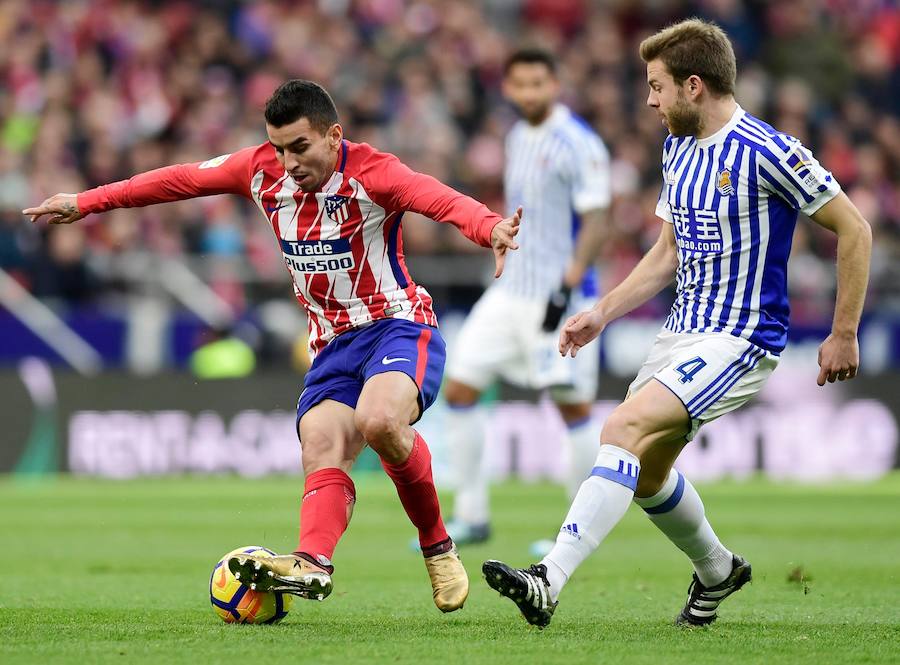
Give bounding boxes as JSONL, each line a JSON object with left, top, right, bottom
{"left": 716, "top": 169, "right": 735, "bottom": 196}
{"left": 324, "top": 194, "right": 350, "bottom": 223}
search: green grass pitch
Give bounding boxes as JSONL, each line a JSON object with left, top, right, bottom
{"left": 1, "top": 474, "right": 898, "bottom": 664}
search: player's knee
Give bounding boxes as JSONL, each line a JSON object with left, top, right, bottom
{"left": 600, "top": 407, "right": 653, "bottom": 457}
{"left": 443, "top": 380, "right": 480, "bottom": 407}
{"left": 354, "top": 407, "right": 404, "bottom": 445}
{"left": 299, "top": 429, "right": 337, "bottom": 474}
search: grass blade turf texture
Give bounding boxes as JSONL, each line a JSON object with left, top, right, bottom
{"left": 1, "top": 475, "right": 898, "bottom": 664}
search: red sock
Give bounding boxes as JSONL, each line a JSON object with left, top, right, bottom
{"left": 381, "top": 432, "right": 450, "bottom": 554}
{"left": 294, "top": 468, "right": 356, "bottom": 570}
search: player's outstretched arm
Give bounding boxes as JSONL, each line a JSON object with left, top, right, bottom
{"left": 490, "top": 205, "right": 522, "bottom": 278}
{"left": 808, "top": 192, "right": 872, "bottom": 386}
{"left": 24, "top": 193, "right": 83, "bottom": 225}
{"left": 24, "top": 150, "right": 255, "bottom": 223}
{"left": 560, "top": 222, "right": 677, "bottom": 358}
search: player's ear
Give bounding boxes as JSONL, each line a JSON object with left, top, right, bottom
{"left": 328, "top": 123, "right": 343, "bottom": 150}
{"left": 686, "top": 74, "right": 703, "bottom": 100}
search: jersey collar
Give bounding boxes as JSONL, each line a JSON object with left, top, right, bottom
{"left": 695, "top": 104, "right": 744, "bottom": 148}
{"left": 336, "top": 139, "right": 349, "bottom": 173}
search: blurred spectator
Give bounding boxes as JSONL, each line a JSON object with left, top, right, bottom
{"left": 0, "top": 0, "right": 896, "bottom": 321}
{"left": 30, "top": 224, "right": 97, "bottom": 303}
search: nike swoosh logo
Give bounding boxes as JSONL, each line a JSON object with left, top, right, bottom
{"left": 215, "top": 565, "right": 228, "bottom": 589}
{"left": 381, "top": 356, "right": 410, "bottom": 365}
{"left": 265, "top": 203, "right": 285, "bottom": 214}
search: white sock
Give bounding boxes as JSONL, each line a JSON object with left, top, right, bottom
{"left": 446, "top": 403, "right": 489, "bottom": 525}
{"left": 563, "top": 416, "right": 601, "bottom": 500}
{"left": 633, "top": 468, "right": 734, "bottom": 587}
{"left": 541, "top": 444, "right": 639, "bottom": 601}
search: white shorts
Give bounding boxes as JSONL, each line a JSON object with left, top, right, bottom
{"left": 628, "top": 329, "right": 778, "bottom": 440}
{"left": 446, "top": 286, "right": 598, "bottom": 404}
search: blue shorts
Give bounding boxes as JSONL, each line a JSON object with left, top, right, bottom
{"left": 296, "top": 319, "right": 446, "bottom": 427}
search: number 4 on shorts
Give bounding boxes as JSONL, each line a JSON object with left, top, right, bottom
{"left": 674, "top": 357, "right": 707, "bottom": 384}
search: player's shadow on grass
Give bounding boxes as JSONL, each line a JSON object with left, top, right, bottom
{"left": 271, "top": 613, "right": 743, "bottom": 640}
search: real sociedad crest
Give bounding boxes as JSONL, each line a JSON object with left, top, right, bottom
{"left": 716, "top": 168, "right": 734, "bottom": 196}
{"left": 324, "top": 194, "right": 350, "bottom": 223}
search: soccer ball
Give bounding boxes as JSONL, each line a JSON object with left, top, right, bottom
{"left": 209, "top": 546, "right": 292, "bottom": 624}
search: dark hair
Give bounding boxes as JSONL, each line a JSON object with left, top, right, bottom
{"left": 504, "top": 48, "right": 557, "bottom": 76}
{"left": 639, "top": 18, "right": 736, "bottom": 96}
{"left": 264, "top": 79, "right": 339, "bottom": 132}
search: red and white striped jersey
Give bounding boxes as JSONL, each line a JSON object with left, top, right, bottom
{"left": 78, "top": 140, "right": 502, "bottom": 356}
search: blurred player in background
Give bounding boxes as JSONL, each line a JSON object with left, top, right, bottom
{"left": 24, "top": 79, "right": 522, "bottom": 613}
{"left": 443, "top": 48, "right": 610, "bottom": 551}
{"left": 483, "top": 19, "right": 872, "bottom": 628}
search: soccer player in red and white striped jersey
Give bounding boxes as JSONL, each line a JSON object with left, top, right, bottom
{"left": 25, "top": 79, "right": 522, "bottom": 613}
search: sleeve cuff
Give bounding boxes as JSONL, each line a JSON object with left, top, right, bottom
{"left": 800, "top": 184, "right": 841, "bottom": 217}
{"left": 574, "top": 194, "right": 611, "bottom": 214}
{"left": 76, "top": 189, "right": 105, "bottom": 215}
{"left": 655, "top": 201, "right": 674, "bottom": 224}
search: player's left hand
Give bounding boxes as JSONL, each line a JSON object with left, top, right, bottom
{"left": 491, "top": 206, "right": 522, "bottom": 278}
{"left": 23, "top": 193, "right": 84, "bottom": 225}
{"left": 559, "top": 307, "right": 606, "bottom": 358}
{"left": 816, "top": 331, "right": 859, "bottom": 386}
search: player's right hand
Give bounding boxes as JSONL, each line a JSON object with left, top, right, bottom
{"left": 559, "top": 308, "right": 606, "bottom": 358}
{"left": 816, "top": 330, "right": 860, "bottom": 386}
{"left": 23, "top": 193, "right": 84, "bottom": 225}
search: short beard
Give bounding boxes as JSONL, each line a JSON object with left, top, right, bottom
{"left": 522, "top": 103, "right": 552, "bottom": 125}
{"left": 665, "top": 93, "right": 702, "bottom": 137}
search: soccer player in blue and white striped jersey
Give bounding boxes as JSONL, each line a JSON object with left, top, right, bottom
{"left": 484, "top": 19, "right": 872, "bottom": 629}
{"left": 443, "top": 48, "right": 611, "bottom": 549}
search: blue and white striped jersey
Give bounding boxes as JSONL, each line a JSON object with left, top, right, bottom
{"left": 500, "top": 104, "right": 611, "bottom": 299}
{"left": 655, "top": 105, "right": 840, "bottom": 353}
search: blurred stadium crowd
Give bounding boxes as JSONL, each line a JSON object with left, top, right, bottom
{"left": 1, "top": 0, "right": 899, "bottom": 326}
